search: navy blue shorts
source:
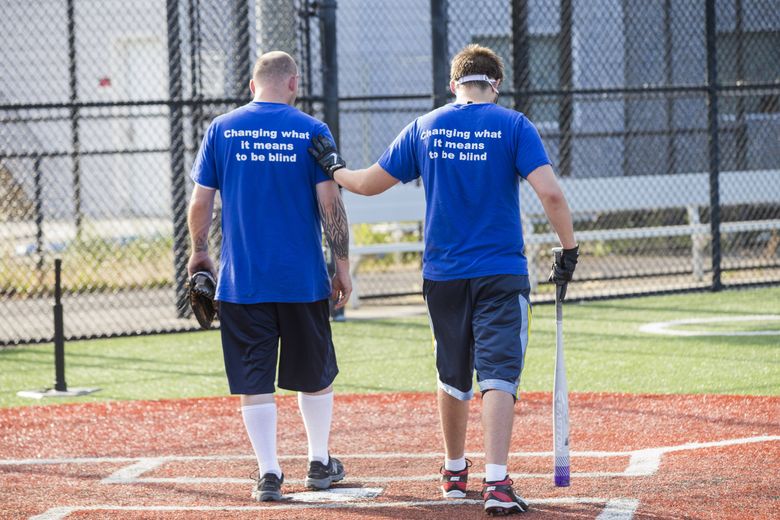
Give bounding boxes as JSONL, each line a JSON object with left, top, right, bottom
{"left": 423, "top": 274, "right": 531, "bottom": 401}
{"left": 218, "top": 300, "right": 338, "bottom": 395}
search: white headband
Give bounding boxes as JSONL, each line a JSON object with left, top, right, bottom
{"left": 456, "top": 74, "right": 495, "bottom": 84}
{"left": 455, "top": 74, "right": 499, "bottom": 93}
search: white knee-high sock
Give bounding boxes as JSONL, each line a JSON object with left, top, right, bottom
{"left": 241, "top": 402, "right": 282, "bottom": 478}
{"left": 297, "top": 392, "right": 334, "bottom": 464}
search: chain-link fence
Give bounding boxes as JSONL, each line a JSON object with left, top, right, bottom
{"left": 345, "top": 0, "right": 780, "bottom": 303}
{"left": 0, "top": 0, "right": 322, "bottom": 344}
{"left": 2, "top": 0, "right": 779, "bottom": 344}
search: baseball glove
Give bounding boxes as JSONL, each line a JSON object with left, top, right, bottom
{"left": 189, "top": 271, "right": 217, "bottom": 329}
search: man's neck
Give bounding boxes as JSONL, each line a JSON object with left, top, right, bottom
{"left": 253, "top": 96, "right": 290, "bottom": 105}
{"left": 252, "top": 89, "right": 292, "bottom": 105}
{"left": 454, "top": 89, "right": 495, "bottom": 105}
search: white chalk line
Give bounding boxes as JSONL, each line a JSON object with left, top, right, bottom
{"left": 640, "top": 314, "right": 780, "bottom": 336}
{"left": 0, "top": 450, "right": 632, "bottom": 466}
{"left": 101, "top": 471, "right": 636, "bottom": 485}
{"left": 29, "top": 497, "right": 638, "bottom": 520}
{"left": 596, "top": 499, "right": 641, "bottom": 520}
{"left": 97, "top": 433, "right": 777, "bottom": 484}
{"left": 100, "top": 458, "right": 165, "bottom": 483}
{"left": 4, "top": 434, "right": 777, "bottom": 469}
{"left": 28, "top": 436, "right": 774, "bottom": 519}
{"left": 16, "top": 435, "right": 775, "bottom": 520}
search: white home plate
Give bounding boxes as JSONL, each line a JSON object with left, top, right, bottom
{"left": 287, "top": 487, "right": 383, "bottom": 503}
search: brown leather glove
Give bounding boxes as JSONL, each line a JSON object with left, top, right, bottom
{"left": 188, "top": 271, "right": 217, "bottom": 329}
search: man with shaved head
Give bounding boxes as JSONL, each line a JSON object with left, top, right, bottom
{"left": 253, "top": 50, "right": 298, "bottom": 84}
{"left": 188, "top": 51, "right": 351, "bottom": 502}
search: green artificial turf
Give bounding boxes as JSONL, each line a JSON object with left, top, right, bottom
{"left": 1, "top": 286, "right": 778, "bottom": 407}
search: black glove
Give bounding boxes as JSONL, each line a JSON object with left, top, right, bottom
{"left": 308, "top": 134, "right": 346, "bottom": 179}
{"left": 188, "top": 271, "right": 217, "bottom": 329}
{"left": 548, "top": 245, "right": 579, "bottom": 302}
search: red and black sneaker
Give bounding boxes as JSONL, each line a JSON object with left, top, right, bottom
{"left": 482, "top": 476, "right": 529, "bottom": 515}
{"left": 440, "top": 459, "right": 471, "bottom": 498}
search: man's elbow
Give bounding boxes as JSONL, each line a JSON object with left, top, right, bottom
{"left": 189, "top": 197, "right": 210, "bottom": 212}
{"left": 189, "top": 196, "right": 213, "bottom": 219}
{"left": 358, "top": 181, "right": 383, "bottom": 196}
{"left": 539, "top": 188, "right": 566, "bottom": 207}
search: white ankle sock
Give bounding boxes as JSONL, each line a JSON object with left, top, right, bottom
{"left": 445, "top": 457, "right": 466, "bottom": 472}
{"left": 485, "top": 463, "right": 507, "bottom": 482}
{"left": 298, "top": 392, "right": 334, "bottom": 464}
{"left": 241, "top": 402, "right": 282, "bottom": 478}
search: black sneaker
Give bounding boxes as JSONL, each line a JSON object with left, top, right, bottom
{"left": 251, "top": 472, "right": 284, "bottom": 502}
{"left": 482, "top": 476, "right": 529, "bottom": 516}
{"left": 305, "top": 456, "right": 346, "bottom": 490}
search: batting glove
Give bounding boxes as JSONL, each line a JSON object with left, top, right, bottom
{"left": 549, "top": 245, "right": 579, "bottom": 301}
{"left": 308, "top": 134, "right": 346, "bottom": 179}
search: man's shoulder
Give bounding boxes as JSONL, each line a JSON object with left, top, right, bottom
{"left": 486, "top": 103, "right": 525, "bottom": 122}
{"left": 263, "top": 104, "right": 325, "bottom": 129}
{"left": 419, "top": 104, "right": 456, "bottom": 122}
{"left": 290, "top": 106, "right": 325, "bottom": 125}
{"left": 406, "top": 106, "right": 452, "bottom": 133}
{"left": 417, "top": 103, "right": 522, "bottom": 123}
{"left": 211, "top": 104, "right": 252, "bottom": 126}
{"left": 210, "top": 104, "right": 326, "bottom": 129}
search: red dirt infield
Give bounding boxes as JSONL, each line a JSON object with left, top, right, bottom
{"left": 1, "top": 392, "right": 778, "bottom": 519}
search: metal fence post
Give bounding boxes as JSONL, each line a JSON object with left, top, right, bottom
{"left": 319, "top": 0, "right": 339, "bottom": 144}
{"left": 229, "top": 0, "right": 251, "bottom": 98}
{"left": 167, "top": 0, "right": 190, "bottom": 317}
{"left": 662, "top": 0, "right": 676, "bottom": 175}
{"left": 511, "top": 0, "right": 531, "bottom": 115}
{"left": 300, "top": 1, "right": 316, "bottom": 115}
{"left": 431, "top": 0, "right": 449, "bottom": 109}
{"left": 318, "top": 0, "right": 344, "bottom": 320}
{"left": 32, "top": 157, "right": 47, "bottom": 290}
{"left": 188, "top": 0, "right": 204, "bottom": 146}
{"left": 705, "top": 0, "right": 722, "bottom": 291}
{"left": 558, "top": 0, "right": 574, "bottom": 177}
{"left": 53, "top": 258, "right": 67, "bottom": 392}
{"left": 33, "top": 157, "right": 45, "bottom": 283}
{"left": 734, "top": 0, "right": 748, "bottom": 171}
{"left": 66, "top": 0, "right": 82, "bottom": 237}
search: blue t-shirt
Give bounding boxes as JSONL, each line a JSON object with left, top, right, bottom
{"left": 190, "top": 102, "right": 332, "bottom": 303}
{"left": 378, "top": 103, "right": 550, "bottom": 281}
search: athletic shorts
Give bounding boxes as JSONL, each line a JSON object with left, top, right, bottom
{"left": 218, "top": 300, "right": 338, "bottom": 395}
{"left": 423, "top": 274, "right": 531, "bottom": 401}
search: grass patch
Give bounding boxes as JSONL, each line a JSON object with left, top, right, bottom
{"left": 1, "top": 286, "right": 778, "bottom": 408}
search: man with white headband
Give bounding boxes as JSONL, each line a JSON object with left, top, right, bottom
{"left": 309, "top": 44, "right": 578, "bottom": 516}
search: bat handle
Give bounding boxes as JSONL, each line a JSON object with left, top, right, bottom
{"left": 552, "top": 247, "right": 565, "bottom": 305}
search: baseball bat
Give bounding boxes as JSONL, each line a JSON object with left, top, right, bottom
{"left": 553, "top": 249, "right": 570, "bottom": 487}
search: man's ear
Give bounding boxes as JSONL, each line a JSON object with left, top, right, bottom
{"left": 249, "top": 79, "right": 256, "bottom": 95}
{"left": 449, "top": 80, "right": 457, "bottom": 95}
{"left": 288, "top": 75, "right": 298, "bottom": 93}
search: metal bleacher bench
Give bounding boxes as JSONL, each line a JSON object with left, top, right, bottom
{"left": 342, "top": 169, "right": 780, "bottom": 307}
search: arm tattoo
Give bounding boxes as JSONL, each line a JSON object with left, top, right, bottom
{"left": 319, "top": 195, "right": 349, "bottom": 260}
{"left": 194, "top": 233, "right": 209, "bottom": 253}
